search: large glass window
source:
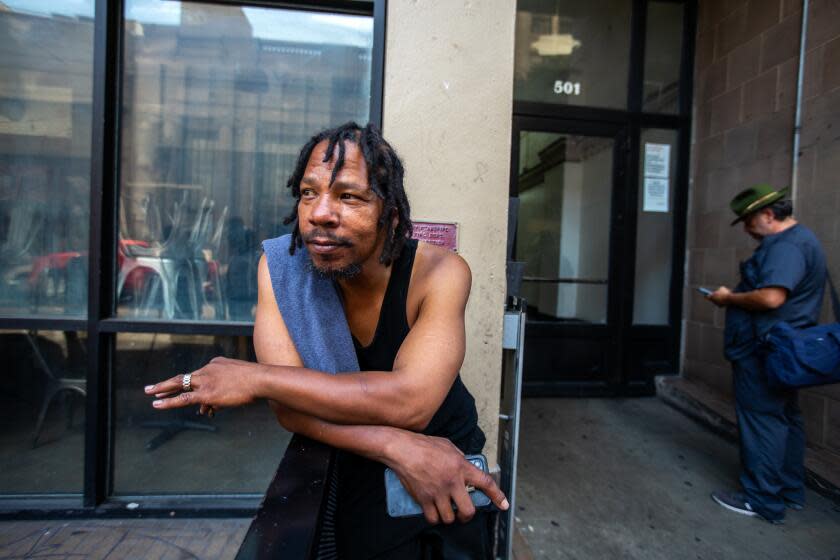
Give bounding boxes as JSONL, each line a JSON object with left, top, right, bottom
{"left": 117, "top": 0, "right": 373, "bottom": 321}
{"left": 0, "top": 0, "right": 377, "bottom": 508}
{"left": 0, "top": 2, "right": 94, "bottom": 318}
{"left": 0, "top": 330, "right": 87, "bottom": 494}
{"left": 514, "top": 0, "right": 632, "bottom": 109}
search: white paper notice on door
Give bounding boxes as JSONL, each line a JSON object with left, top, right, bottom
{"left": 643, "top": 143, "right": 671, "bottom": 212}
{"left": 643, "top": 177, "right": 669, "bottom": 213}
{"left": 644, "top": 143, "right": 670, "bottom": 179}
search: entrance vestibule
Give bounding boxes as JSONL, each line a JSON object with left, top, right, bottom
{"left": 510, "top": 0, "right": 694, "bottom": 396}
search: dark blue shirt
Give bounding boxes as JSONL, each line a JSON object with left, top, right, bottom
{"left": 724, "top": 223, "right": 827, "bottom": 361}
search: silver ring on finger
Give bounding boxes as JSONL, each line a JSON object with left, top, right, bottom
{"left": 182, "top": 372, "right": 193, "bottom": 393}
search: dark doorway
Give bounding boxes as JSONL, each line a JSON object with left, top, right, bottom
{"left": 510, "top": 0, "right": 696, "bottom": 396}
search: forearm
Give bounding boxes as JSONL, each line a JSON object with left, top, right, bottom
{"left": 268, "top": 401, "right": 408, "bottom": 467}
{"left": 725, "top": 289, "right": 783, "bottom": 311}
{"left": 256, "top": 365, "right": 429, "bottom": 429}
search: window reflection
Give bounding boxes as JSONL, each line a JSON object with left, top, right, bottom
{"left": 514, "top": 0, "right": 632, "bottom": 109}
{"left": 112, "top": 333, "right": 291, "bottom": 495}
{"left": 0, "top": 4, "right": 93, "bottom": 318}
{"left": 643, "top": 2, "right": 684, "bottom": 114}
{"left": 117, "top": 0, "right": 373, "bottom": 321}
{"left": 0, "top": 329, "right": 87, "bottom": 495}
{"left": 516, "top": 132, "right": 612, "bottom": 323}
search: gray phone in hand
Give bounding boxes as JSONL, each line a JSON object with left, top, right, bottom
{"left": 384, "top": 454, "right": 492, "bottom": 518}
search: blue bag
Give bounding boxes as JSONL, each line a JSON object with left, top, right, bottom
{"left": 763, "top": 275, "right": 840, "bottom": 389}
{"left": 764, "top": 322, "right": 840, "bottom": 388}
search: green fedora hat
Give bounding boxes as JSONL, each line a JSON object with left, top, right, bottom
{"left": 729, "top": 184, "right": 789, "bottom": 225}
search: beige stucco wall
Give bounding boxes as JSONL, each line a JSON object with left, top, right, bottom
{"left": 382, "top": 0, "right": 517, "bottom": 465}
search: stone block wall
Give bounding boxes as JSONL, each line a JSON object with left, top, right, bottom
{"left": 686, "top": 0, "right": 840, "bottom": 460}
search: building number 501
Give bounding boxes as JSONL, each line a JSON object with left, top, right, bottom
{"left": 553, "top": 80, "right": 581, "bottom": 95}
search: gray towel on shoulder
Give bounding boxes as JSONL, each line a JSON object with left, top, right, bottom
{"left": 262, "top": 234, "right": 355, "bottom": 560}
{"left": 261, "top": 234, "right": 359, "bottom": 374}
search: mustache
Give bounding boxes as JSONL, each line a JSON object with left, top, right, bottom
{"left": 302, "top": 229, "right": 353, "bottom": 246}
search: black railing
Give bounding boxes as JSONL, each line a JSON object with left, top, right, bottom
{"left": 236, "top": 435, "right": 335, "bottom": 559}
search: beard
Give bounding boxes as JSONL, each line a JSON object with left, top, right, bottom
{"left": 302, "top": 228, "right": 362, "bottom": 279}
{"left": 305, "top": 257, "right": 362, "bottom": 280}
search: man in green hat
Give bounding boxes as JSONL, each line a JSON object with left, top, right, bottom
{"left": 704, "top": 184, "right": 827, "bottom": 524}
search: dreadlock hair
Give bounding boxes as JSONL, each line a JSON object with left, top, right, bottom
{"left": 283, "top": 122, "right": 412, "bottom": 266}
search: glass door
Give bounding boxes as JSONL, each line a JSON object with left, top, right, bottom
{"left": 511, "top": 118, "right": 627, "bottom": 395}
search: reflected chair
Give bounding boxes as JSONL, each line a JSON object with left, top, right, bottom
{"left": 118, "top": 191, "right": 228, "bottom": 320}
{"left": 27, "top": 253, "right": 87, "bottom": 314}
{"left": 117, "top": 191, "right": 200, "bottom": 319}
{"left": 141, "top": 415, "right": 218, "bottom": 452}
{"left": 0, "top": 201, "right": 43, "bottom": 306}
{"left": 187, "top": 199, "right": 228, "bottom": 319}
{"left": 0, "top": 201, "right": 42, "bottom": 262}
{"left": 26, "top": 331, "right": 87, "bottom": 448}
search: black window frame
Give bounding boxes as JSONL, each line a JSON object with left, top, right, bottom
{"left": 0, "top": 0, "right": 386, "bottom": 517}
{"left": 511, "top": 0, "right": 697, "bottom": 396}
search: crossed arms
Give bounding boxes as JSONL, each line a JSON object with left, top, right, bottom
{"left": 146, "top": 252, "right": 507, "bottom": 523}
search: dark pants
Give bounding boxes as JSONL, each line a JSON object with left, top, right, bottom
{"left": 336, "top": 472, "right": 493, "bottom": 560}
{"left": 337, "top": 508, "right": 493, "bottom": 560}
{"left": 732, "top": 353, "right": 806, "bottom": 520}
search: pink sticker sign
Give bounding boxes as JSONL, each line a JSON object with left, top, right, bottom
{"left": 411, "top": 221, "right": 458, "bottom": 252}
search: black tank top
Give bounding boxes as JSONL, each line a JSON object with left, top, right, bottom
{"left": 351, "top": 238, "right": 484, "bottom": 447}
{"left": 337, "top": 239, "right": 485, "bottom": 517}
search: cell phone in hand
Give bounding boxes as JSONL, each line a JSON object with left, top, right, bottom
{"left": 697, "top": 287, "right": 713, "bottom": 296}
{"left": 384, "top": 454, "right": 492, "bottom": 518}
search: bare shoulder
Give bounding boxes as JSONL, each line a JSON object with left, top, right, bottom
{"left": 256, "top": 254, "right": 275, "bottom": 301}
{"left": 258, "top": 253, "right": 269, "bottom": 281}
{"left": 414, "top": 241, "right": 471, "bottom": 293}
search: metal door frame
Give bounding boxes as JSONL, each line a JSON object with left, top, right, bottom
{"left": 510, "top": 117, "right": 631, "bottom": 395}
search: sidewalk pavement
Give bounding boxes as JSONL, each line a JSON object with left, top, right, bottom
{"left": 3, "top": 397, "right": 839, "bottom": 560}
{"left": 513, "top": 397, "right": 840, "bottom": 560}
{"left": 0, "top": 518, "right": 249, "bottom": 559}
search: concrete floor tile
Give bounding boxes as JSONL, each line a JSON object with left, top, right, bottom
{"left": 0, "top": 519, "right": 250, "bottom": 560}
{"left": 515, "top": 398, "right": 840, "bottom": 560}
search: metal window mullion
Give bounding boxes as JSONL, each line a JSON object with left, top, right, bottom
{"left": 180, "top": 0, "right": 373, "bottom": 15}
{"left": 99, "top": 319, "right": 254, "bottom": 336}
{"left": 370, "top": 0, "right": 386, "bottom": 129}
{"left": 667, "top": 0, "right": 695, "bottom": 363}
{"left": 678, "top": 0, "right": 698, "bottom": 118}
{"left": 627, "top": 0, "right": 647, "bottom": 114}
{"left": 668, "top": 119, "right": 693, "bottom": 350}
{"left": 0, "top": 318, "right": 88, "bottom": 331}
{"left": 85, "top": 0, "right": 122, "bottom": 509}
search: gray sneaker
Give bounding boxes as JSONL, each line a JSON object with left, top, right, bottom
{"left": 711, "top": 491, "right": 784, "bottom": 525}
{"left": 784, "top": 498, "right": 804, "bottom": 511}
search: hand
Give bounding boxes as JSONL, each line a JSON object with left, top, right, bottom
{"left": 708, "top": 286, "right": 732, "bottom": 307}
{"left": 384, "top": 432, "right": 509, "bottom": 525}
{"left": 144, "top": 356, "right": 264, "bottom": 412}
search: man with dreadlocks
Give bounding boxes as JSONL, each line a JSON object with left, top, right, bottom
{"left": 145, "top": 122, "right": 508, "bottom": 558}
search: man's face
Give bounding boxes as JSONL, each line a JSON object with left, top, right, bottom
{"left": 297, "top": 139, "right": 385, "bottom": 277}
{"left": 742, "top": 208, "right": 775, "bottom": 240}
